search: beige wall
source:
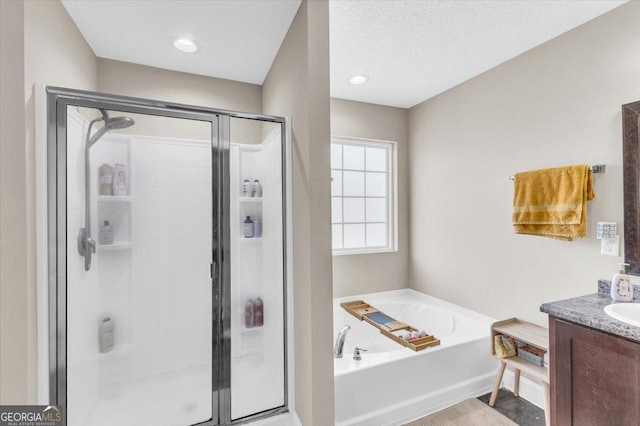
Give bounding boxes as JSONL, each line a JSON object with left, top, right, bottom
{"left": 97, "top": 59, "right": 263, "bottom": 143}
{"left": 0, "top": 0, "right": 28, "bottom": 405}
{"left": 262, "top": 1, "right": 334, "bottom": 424}
{"left": 330, "top": 98, "right": 410, "bottom": 297}
{"left": 0, "top": 0, "right": 99, "bottom": 403}
{"left": 409, "top": 1, "right": 640, "bottom": 326}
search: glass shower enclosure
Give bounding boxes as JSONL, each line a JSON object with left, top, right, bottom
{"left": 46, "top": 87, "right": 289, "bottom": 426}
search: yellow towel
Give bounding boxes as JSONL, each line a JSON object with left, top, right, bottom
{"left": 512, "top": 165, "right": 594, "bottom": 241}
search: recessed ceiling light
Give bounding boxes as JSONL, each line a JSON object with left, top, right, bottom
{"left": 172, "top": 38, "right": 199, "bottom": 53}
{"left": 349, "top": 74, "right": 369, "bottom": 85}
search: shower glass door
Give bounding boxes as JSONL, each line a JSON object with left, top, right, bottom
{"left": 63, "top": 105, "right": 216, "bottom": 426}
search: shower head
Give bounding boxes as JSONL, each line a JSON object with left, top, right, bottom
{"left": 87, "top": 110, "right": 135, "bottom": 148}
{"left": 104, "top": 116, "right": 135, "bottom": 130}
{"left": 100, "top": 109, "right": 135, "bottom": 130}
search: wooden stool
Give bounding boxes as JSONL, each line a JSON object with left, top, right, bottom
{"left": 490, "top": 319, "right": 550, "bottom": 426}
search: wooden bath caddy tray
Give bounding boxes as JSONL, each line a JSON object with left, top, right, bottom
{"left": 340, "top": 300, "right": 440, "bottom": 351}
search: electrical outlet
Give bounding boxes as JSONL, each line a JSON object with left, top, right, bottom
{"left": 601, "top": 236, "right": 620, "bottom": 256}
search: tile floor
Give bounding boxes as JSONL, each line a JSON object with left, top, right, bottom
{"left": 477, "top": 389, "right": 545, "bottom": 426}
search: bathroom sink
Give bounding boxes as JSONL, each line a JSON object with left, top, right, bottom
{"left": 604, "top": 303, "right": 640, "bottom": 327}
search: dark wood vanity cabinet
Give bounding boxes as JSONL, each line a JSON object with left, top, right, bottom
{"left": 549, "top": 316, "right": 640, "bottom": 425}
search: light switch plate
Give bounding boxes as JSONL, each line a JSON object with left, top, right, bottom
{"left": 601, "top": 236, "right": 620, "bottom": 256}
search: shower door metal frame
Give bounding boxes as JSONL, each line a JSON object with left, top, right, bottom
{"left": 46, "top": 86, "right": 289, "bottom": 426}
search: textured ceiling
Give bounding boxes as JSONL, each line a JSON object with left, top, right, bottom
{"left": 61, "top": 0, "right": 301, "bottom": 85}
{"left": 62, "top": 0, "right": 626, "bottom": 108}
{"left": 330, "top": 0, "right": 627, "bottom": 108}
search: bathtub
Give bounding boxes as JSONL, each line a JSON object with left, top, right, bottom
{"left": 334, "top": 289, "right": 498, "bottom": 426}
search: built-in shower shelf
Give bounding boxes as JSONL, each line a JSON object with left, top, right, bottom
{"left": 241, "top": 325, "right": 264, "bottom": 334}
{"left": 240, "top": 237, "right": 263, "bottom": 243}
{"left": 97, "top": 195, "right": 132, "bottom": 203}
{"left": 97, "top": 242, "right": 133, "bottom": 251}
{"left": 239, "top": 197, "right": 262, "bottom": 203}
{"left": 98, "top": 343, "right": 132, "bottom": 359}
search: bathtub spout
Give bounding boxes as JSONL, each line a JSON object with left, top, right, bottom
{"left": 334, "top": 325, "right": 350, "bottom": 358}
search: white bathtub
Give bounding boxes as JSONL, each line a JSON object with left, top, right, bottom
{"left": 334, "top": 289, "right": 498, "bottom": 426}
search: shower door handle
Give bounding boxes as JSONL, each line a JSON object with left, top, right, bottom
{"left": 210, "top": 262, "right": 216, "bottom": 280}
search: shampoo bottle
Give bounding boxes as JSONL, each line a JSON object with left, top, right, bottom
{"left": 99, "top": 221, "right": 114, "bottom": 245}
{"left": 244, "top": 299, "right": 255, "bottom": 328}
{"left": 242, "top": 179, "right": 251, "bottom": 197}
{"left": 254, "top": 297, "right": 264, "bottom": 327}
{"left": 243, "top": 216, "right": 254, "bottom": 238}
{"left": 251, "top": 179, "right": 262, "bottom": 198}
{"left": 99, "top": 317, "right": 115, "bottom": 353}
{"left": 98, "top": 164, "right": 114, "bottom": 195}
{"left": 253, "top": 217, "right": 262, "bottom": 238}
{"left": 611, "top": 263, "right": 633, "bottom": 302}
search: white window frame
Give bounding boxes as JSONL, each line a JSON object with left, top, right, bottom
{"left": 331, "top": 136, "right": 397, "bottom": 256}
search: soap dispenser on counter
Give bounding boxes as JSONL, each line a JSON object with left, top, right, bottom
{"left": 611, "top": 263, "right": 633, "bottom": 302}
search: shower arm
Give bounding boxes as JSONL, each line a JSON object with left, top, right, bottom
{"left": 78, "top": 116, "right": 105, "bottom": 271}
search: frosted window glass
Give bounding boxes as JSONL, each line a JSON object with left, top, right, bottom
{"left": 366, "top": 148, "right": 387, "bottom": 172}
{"left": 366, "top": 172, "right": 386, "bottom": 197}
{"left": 366, "top": 198, "right": 387, "bottom": 223}
{"left": 343, "top": 197, "right": 365, "bottom": 223}
{"left": 332, "top": 225, "right": 343, "bottom": 249}
{"left": 366, "top": 223, "right": 387, "bottom": 247}
{"left": 344, "top": 224, "right": 365, "bottom": 248}
{"left": 331, "top": 170, "right": 342, "bottom": 196}
{"left": 331, "top": 197, "right": 343, "bottom": 223}
{"left": 330, "top": 140, "right": 394, "bottom": 253}
{"left": 331, "top": 144, "right": 342, "bottom": 169}
{"left": 343, "top": 145, "right": 365, "bottom": 170}
{"left": 343, "top": 171, "right": 365, "bottom": 196}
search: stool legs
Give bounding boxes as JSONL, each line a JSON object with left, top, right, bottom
{"left": 489, "top": 361, "right": 507, "bottom": 407}
{"left": 513, "top": 369, "right": 521, "bottom": 397}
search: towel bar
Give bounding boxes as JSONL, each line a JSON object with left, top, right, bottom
{"left": 509, "top": 164, "right": 605, "bottom": 181}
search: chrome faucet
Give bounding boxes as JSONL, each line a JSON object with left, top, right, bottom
{"left": 334, "top": 325, "right": 350, "bottom": 358}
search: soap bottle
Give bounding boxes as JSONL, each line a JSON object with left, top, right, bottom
{"left": 253, "top": 217, "right": 262, "bottom": 238}
{"left": 99, "top": 317, "right": 115, "bottom": 353}
{"left": 251, "top": 179, "right": 262, "bottom": 198}
{"left": 242, "top": 179, "right": 251, "bottom": 197}
{"left": 244, "top": 299, "right": 255, "bottom": 328}
{"left": 98, "top": 164, "right": 114, "bottom": 195}
{"left": 99, "top": 221, "right": 114, "bottom": 245}
{"left": 243, "top": 216, "right": 254, "bottom": 238}
{"left": 254, "top": 297, "right": 264, "bottom": 327}
{"left": 611, "top": 263, "right": 633, "bottom": 302}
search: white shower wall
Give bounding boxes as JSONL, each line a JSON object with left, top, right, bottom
{"left": 130, "top": 137, "right": 212, "bottom": 377}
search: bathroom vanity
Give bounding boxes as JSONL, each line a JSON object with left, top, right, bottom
{"left": 541, "top": 281, "right": 640, "bottom": 426}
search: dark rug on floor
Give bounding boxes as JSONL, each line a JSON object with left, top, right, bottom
{"left": 477, "top": 389, "right": 545, "bottom": 426}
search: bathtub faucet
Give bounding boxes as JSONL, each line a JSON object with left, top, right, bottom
{"left": 353, "top": 347, "right": 368, "bottom": 361}
{"left": 334, "top": 325, "right": 350, "bottom": 358}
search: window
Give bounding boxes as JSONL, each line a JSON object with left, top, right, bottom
{"left": 331, "top": 137, "right": 395, "bottom": 255}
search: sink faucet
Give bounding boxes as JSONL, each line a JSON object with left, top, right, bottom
{"left": 334, "top": 325, "right": 350, "bottom": 358}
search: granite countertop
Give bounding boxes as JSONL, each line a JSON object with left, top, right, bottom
{"left": 540, "top": 280, "right": 640, "bottom": 343}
